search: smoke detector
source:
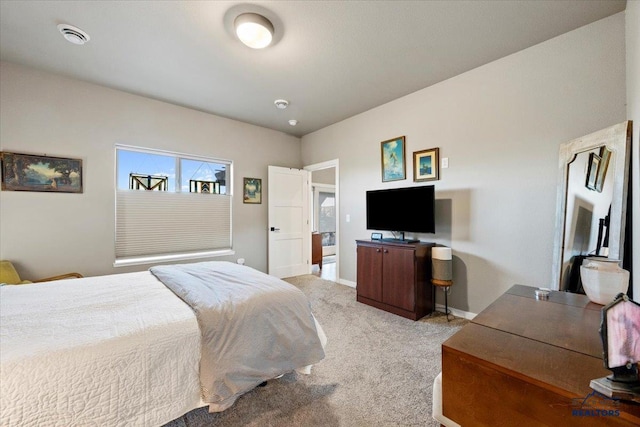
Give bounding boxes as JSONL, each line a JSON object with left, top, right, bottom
{"left": 274, "top": 99, "right": 289, "bottom": 109}
{"left": 57, "top": 24, "right": 90, "bottom": 45}
{"left": 288, "top": 119, "right": 298, "bottom": 126}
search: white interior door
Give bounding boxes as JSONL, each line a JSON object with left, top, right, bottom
{"left": 268, "top": 166, "right": 310, "bottom": 278}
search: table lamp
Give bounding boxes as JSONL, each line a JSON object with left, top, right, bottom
{"left": 590, "top": 293, "right": 640, "bottom": 402}
{"left": 432, "top": 247, "right": 453, "bottom": 320}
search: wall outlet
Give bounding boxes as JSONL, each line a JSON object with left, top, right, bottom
{"left": 237, "top": 258, "right": 245, "bottom": 265}
{"left": 442, "top": 157, "right": 449, "bottom": 168}
{"left": 346, "top": 214, "right": 351, "bottom": 223}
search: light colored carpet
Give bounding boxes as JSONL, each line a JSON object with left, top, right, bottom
{"left": 164, "top": 275, "right": 467, "bottom": 427}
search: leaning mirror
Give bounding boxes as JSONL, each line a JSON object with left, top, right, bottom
{"left": 551, "top": 121, "right": 632, "bottom": 292}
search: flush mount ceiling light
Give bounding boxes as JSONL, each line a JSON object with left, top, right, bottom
{"left": 234, "top": 13, "right": 274, "bottom": 49}
{"left": 288, "top": 120, "right": 298, "bottom": 126}
{"left": 274, "top": 99, "right": 289, "bottom": 109}
{"left": 57, "top": 24, "right": 90, "bottom": 45}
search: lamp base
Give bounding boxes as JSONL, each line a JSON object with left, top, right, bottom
{"left": 431, "top": 279, "right": 453, "bottom": 321}
{"left": 590, "top": 376, "right": 640, "bottom": 403}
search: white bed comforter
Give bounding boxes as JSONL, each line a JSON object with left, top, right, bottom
{"left": 0, "top": 271, "right": 203, "bottom": 427}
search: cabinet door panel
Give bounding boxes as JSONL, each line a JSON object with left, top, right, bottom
{"left": 382, "top": 247, "right": 415, "bottom": 311}
{"left": 357, "top": 244, "right": 382, "bottom": 301}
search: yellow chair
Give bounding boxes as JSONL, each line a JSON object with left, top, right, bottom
{"left": 0, "top": 260, "right": 83, "bottom": 285}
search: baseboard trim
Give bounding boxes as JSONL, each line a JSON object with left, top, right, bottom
{"left": 435, "top": 303, "right": 476, "bottom": 320}
{"left": 337, "top": 278, "right": 356, "bottom": 288}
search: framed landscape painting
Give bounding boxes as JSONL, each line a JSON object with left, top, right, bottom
{"left": 1, "top": 152, "right": 83, "bottom": 193}
{"left": 413, "top": 147, "right": 440, "bottom": 182}
{"left": 380, "top": 136, "right": 406, "bottom": 182}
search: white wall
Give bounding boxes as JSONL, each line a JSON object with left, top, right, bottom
{"left": 627, "top": 1, "right": 640, "bottom": 300}
{"left": 0, "top": 62, "right": 301, "bottom": 279}
{"left": 301, "top": 13, "right": 627, "bottom": 314}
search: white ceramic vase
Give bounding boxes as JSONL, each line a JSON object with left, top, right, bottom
{"left": 580, "top": 257, "right": 630, "bottom": 305}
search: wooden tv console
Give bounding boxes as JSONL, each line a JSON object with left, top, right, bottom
{"left": 442, "top": 285, "right": 640, "bottom": 426}
{"left": 355, "top": 240, "right": 434, "bottom": 320}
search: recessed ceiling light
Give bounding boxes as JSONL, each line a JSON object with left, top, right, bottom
{"left": 234, "top": 13, "right": 274, "bottom": 49}
{"left": 57, "top": 24, "right": 90, "bottom": 45}
{"left": 288, "top": 120, "right": 298, "bottom": 126}
{"left": 274, "top": 99, "right": 289, "bottom": 109}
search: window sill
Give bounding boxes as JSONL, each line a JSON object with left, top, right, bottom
{"left": 114, "top": 249, "right": 235, "bottom": 268}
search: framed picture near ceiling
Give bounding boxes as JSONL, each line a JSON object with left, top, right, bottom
{"left": 585, "top": 152, "right": 600, "bottom": 191}
{"left": 413, "top": 147, "right": 440, "bottom": 182}
{"left": 243, "top": 177, "right": 262, "bottom": 204}
{"left": 595, "top": 146, "right": 611, "bottom": 193}
{"left": 0, "top": 152, "right": 83, "bottom": 193}
{"left": 380, "top": 136, "right": 406, "bottom": 182}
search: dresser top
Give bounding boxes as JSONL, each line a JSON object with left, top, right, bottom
{"left": 471, "top": 284, "right": 603, "bottom": 358}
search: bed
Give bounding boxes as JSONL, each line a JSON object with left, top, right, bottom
{"left": 0, "top": 261, "right": 326, "bottom": 426}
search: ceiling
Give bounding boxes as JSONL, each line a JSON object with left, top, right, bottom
{"left": 0, "top": 1, "right": 627, "bottom": 137}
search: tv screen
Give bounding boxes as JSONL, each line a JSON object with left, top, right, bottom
{"left": 366, "top": 186, "right": 435, "bottom": 233}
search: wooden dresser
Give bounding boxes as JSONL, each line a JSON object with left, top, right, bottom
{"left": 442, "top": 285, "right": 640, "bottom": 426}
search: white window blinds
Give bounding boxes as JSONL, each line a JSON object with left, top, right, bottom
{"left": 115, "top": 190, "right": 231, "bottom": 261}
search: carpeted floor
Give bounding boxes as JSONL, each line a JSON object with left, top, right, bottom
{"left": 164, "top": 275, "right": 467, "bottom": 427}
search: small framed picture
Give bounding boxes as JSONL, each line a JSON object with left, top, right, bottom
{"left": 380, "top": 136, "right": 406, "bottom": 182}
{"left": 413, "top": 147, "right": 439, "bottom": 182}
{"left": 585, "top": 152, "right": 600, "bottom": 191}
{"left": 595, "top": 146, "right": 611, "bottom": 193}
{"left": 243, "top": 177, "right": 262, "bottom": 204}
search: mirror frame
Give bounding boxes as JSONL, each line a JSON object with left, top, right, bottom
{"left": 551, "top": 120, "right": 632, "bottom": 290}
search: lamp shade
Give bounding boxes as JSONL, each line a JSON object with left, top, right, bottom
{"left": 432, "top": 247, "right": 452, "bottom": 261}
{"left": 432, "top": 247, "right": 452, "bottom": 281}
{"left": 234, "top": 13, "right": 274, "bottom": 49}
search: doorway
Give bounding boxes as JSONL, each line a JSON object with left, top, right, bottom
{"left": 305, "top": 160, "right": 339, "bottom": 282}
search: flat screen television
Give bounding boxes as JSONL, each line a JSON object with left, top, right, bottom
{"left": 366, "top": 185, "right": 435, "bottom": 238}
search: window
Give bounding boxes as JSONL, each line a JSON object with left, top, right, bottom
{"left": 114, "top": 146, "right": 233, "bottom": 266}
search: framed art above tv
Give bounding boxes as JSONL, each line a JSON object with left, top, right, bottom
{"left": 413, "top": 147, "right": 439, "bottom": 182}
{"left": 380, "top": 136, "right": 406, "bottom": 182}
